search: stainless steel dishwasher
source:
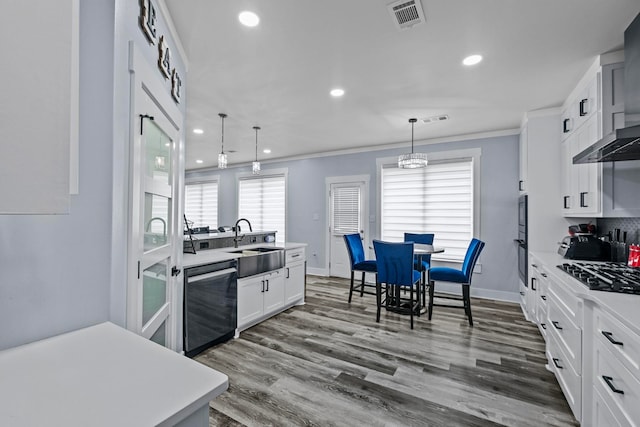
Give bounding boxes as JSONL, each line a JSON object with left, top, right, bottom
{"left": 183, "top": 259, "right": 237, "bottom": 357}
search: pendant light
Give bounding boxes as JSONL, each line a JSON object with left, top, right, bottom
{"left": 217, "top": 113, "right": 228, "bottom": 169}
{"left": 252, "top": 126, "right": 261, "bottom": 175}
{"left": 398, "top": 118, "right": 428, "bottom": 168}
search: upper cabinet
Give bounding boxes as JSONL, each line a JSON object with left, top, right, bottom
{"left": 559, "top": 55, "right": 639, "bottom": 218}
{"left": 0, "top": 0, "right": 79, "bottom": 214}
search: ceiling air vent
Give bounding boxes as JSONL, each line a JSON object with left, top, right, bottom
{"left": 388, "top": 0, "right": 426, "bottom": 31}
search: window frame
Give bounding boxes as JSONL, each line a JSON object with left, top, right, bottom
{"left": 376, "top": 148, "right": 481, "bottom": 263}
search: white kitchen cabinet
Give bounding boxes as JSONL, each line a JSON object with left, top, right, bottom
{"left": 1, "top": 0, "right": 79, "bottom": 213}
{"left": 558, "top": 55, "right": 640, "bottom": 218}
{"left": 518, "top": 126, "right": 528, "bottom": 193}
{"left": 237, "top": 269, "right": 285, "bottom": 331}
{"left": 592, "top": 304, "right": 640, "bottom": 426}
{"left": 284, "top": 247, "right": 306, "bottom": 305}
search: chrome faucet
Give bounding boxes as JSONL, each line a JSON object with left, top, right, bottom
{"left": 146, "top": 217, "right": 167, "bottom": 235}
{"left": 234, "top": 218, "right": 253, "bottom": 248}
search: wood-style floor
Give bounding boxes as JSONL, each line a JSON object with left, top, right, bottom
{"left": 195, "top": 276, "right": 578, "bottom": 427}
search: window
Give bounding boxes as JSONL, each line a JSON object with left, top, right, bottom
{"left": 184, "top": 181, "right": 218, "bottom": 229}
{"left": 238, "top": 173, "right": 286, "bottom": 244}
{"left": 331, "top": 185, "right": 361, "bottom": 234}
{"left": 379, "top": 150, "right": 478, "bottom": 262}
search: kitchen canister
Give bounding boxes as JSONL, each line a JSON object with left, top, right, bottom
{"left": 628, "top": 244, "right": 640, "bottom": 268}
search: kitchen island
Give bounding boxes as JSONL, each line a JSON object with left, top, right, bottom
{"left": 0, "top": 322, "right": 228, "bottom": 427}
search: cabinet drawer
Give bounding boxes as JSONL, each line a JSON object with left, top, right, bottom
{"left": 548, "top": 277, "right": 582, "bottom": 326}
{"left": 548, "top": 298, "right": 582, "bottom": 374}
{"left": 537, "top": 300, "right": 548, "bottom": 341}
{"left": 594, "top": 338, "right": 640, "bottom": 426}
{"left": 594, "top": 306, "right": 640, "bottom": 380}
{"left": 286, "top": 247, "right": 305, "bottom": 264}
{"left": 547, "top": 332, "right": 582, "bottom": 422}
{"left": 593, "top": 387, "right": 629, "bottom": 427}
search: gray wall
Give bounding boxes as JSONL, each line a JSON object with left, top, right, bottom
{"left": 0, "top": 0, "right": 115, "bottom": 350}
{"left": 188, "top": 133, "right": 521, "bottom": 301}
{"left": 0, "top": 0, "right": 187, "bottom": 350}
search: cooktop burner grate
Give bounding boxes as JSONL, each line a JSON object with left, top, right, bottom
{"left": 557, "top": 262, "right": 640, "bottom": 294}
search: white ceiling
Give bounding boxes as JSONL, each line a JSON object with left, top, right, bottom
{"left": 165, "top": 0, "right": 640, "bottom": 170}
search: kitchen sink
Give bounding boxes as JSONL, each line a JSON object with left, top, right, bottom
{"left": 228, "top": 247, "right": 285, "bottom": 277}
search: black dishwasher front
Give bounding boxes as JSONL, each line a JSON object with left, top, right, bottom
{"left": 184, "top": 259, "right": 237, "bottom": 357}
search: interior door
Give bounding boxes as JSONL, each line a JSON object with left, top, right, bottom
{"left": 128, "top": 91, "right": 180, "bottom": 349}
{"left": 329, "top": 181, "right": 367, "bottom": 278}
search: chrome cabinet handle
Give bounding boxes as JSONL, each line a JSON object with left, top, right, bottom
{"left": 531, "top": 277, "right": 537, "bottom": 291}
{"left": 563, "top": 196, "right": 570, "bottom": 209}
{"left": 286, "top": 267, "right": 290, "bottom": 279}
{"left": 602, "top": 376, "right": 624, "bottom": 394}
{"left": 266, "top": 279, "right": 269, "bottom": 292}
{"left": 580, "top": 192, "right": 588, "bottom": 208}
{"left": 602, "top": 331, "right": 623, "bottom": 346}
{"left": 579, "top": 98, "right": 588, "bottom": 116}
{"left": 261, "top": 280, "right": 265, "bottom": 293}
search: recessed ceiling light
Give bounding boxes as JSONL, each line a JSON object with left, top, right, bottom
{"left": 193, "top": 128, "right": 204, "bottom": 134}
{"left": 196, "top": 159, "right": 203, "bottom": 164}
{"left": 263, "top": 149, "right": 271, "bottom": 154}
{"left": 462, "top": 54, "right": 483, "bottom": 66}
{"left": 330, "top": 88, "right": 345, "bottom": 97}
{"left": 239, "top": 11, "right": 259, "bottom": 27}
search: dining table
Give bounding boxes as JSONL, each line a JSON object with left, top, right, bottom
{"left": 370, "top": 242, "right": 445, "bottom": 316}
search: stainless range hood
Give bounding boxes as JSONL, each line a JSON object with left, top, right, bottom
{"left": 574, "top": 12, "right": 640, "bottom": 164}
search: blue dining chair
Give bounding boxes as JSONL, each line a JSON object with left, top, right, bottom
{"left": 373, "top": 240, "right": 422, "bottom": 329}
{"left": 428, "top": 238, "right": 485, "bottom": 326}
{"left": 343, "top": 234, "right": 378, "bottom": 303}
{"left": 404, "top": 232, "right": 434, "bottom": 306}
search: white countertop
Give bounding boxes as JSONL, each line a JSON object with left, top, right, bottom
{"left": 0, "top": 322, "right": 228, "bottom": 427}
{"left": 182, "top": 242, "right": 307, "bottom": 269}
{"left": 532, "top": 251, "right": 640, "bottom": 337}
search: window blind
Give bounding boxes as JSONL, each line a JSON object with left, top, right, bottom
{"left": 331, "top": 185, "right": 361, "bottom": 234}
{"left": 184, "top": 181, "right": 218, "bottom": 228}
{"left": 381, "top": 159, "right": 474, "bottom": 261}
{"left": 238, "top": 174, "right": 286, "bottom": 243}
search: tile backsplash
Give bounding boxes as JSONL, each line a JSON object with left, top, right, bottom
{"left": 597, "top": 218, "right": 640, "bottom": 243}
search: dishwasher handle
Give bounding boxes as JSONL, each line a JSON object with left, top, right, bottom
{"left": 187, "top": 268, "right": 237, "bottom": 284}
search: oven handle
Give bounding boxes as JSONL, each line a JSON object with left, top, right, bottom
{"left": 187, "top": 268, "right": 237, "bottom": 284}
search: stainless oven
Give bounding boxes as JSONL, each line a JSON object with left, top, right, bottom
{"left": 516, "top": 195, "right": 528, "bottom": 286}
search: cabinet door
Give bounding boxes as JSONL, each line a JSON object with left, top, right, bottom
{"left": 519, "top": 126, "right": 528, "bottom": 193}
{"left": 560, "top": 139, "right": 575, "bottom": 215}
{"left": 285, "top": 262, "right": 305, "bottom": 305}
{"left": 575, "top": 115, "right": 602, "bottom": 215}
{"left": 263, "top": 270, "right": 285, "bottom": 314}
{"left": 237, "top": 275, "right": 264, "bottom": 328}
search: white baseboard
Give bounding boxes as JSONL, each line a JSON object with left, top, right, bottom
{"left": 433, "top": 282, "right": 520, "bottom": 303}
{"left": 307, "top": 267, "right": 329, "bottom": 277}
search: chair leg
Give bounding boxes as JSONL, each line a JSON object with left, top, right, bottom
{"left": 375, "top": 281, "right": 382, "bottom": 323}
{"left": 463, "top": 284, "right": 473, "bottom": 326}
{"left": 428, "top": 280, "right": 435, "bottom": 320}
{"left": 410, "top": 283, "right": 414, "bottom": 329}
{"left": 360, "top": 271, "right": 365, "bottom": 297}
{"left": 348, "top": 271, "right": 355, "bottom": 303}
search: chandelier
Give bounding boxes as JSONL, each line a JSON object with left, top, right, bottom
{"left": 218, "top": 113, "right": 228, "bottom": 169}
{"left": 252, "top": 126, "right": 261, "bottom": 175}
{"left": 398, "top": 118, "right": 428, "bottom": 168}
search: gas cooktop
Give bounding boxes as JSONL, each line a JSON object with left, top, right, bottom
{"left": 557, "top": 262, "right": 640, "bottom": 294}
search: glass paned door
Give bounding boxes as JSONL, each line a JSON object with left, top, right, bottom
{"left": 138, "top": 118, "right": 174, "bottom": 346}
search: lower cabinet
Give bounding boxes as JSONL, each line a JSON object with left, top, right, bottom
{"left": 592, "top": 305, "right": 640, "bottom": 426}
{"left": 237, "top": 245, "right": 307, "bottom": 333}
{"left": 284, "top": 246, "right": 306, "bottom": 305}
{"left": 237, "top": 269, "right": 284, "bottom": 331}
{"left": 532, "top": 252, "right": 640, "bottom": 426}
